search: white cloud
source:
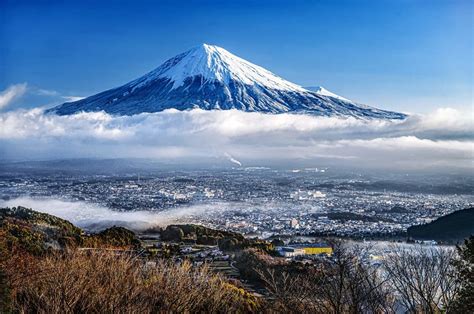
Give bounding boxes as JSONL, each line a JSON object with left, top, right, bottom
{"left": 35, "top": 88, "right": 60, "bottom": 97}
{"left": 0, "top": 108, "right": 472, "bottom": 170}
{"left": 33, "top": 88, "right": 84, "bottom": 101}
{"left": 0, "top": 83, "right": 28, "bottom": 110}
{"left": 62, "top": 95, "right": 85, "bottom": 102}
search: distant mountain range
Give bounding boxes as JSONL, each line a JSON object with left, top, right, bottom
{"left": 407, "top": 207, "right": 474, "bottom": 243}
{"left": 49, "top": 44, "right": 406, "bottom": 119}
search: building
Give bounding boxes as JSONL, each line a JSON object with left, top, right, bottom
{"left": 289, "top": 218, "right": 299, "bottom": 229}
{"left": 277, "top": 246, "right": 306, "bottom": 257}
{"left": 295, "top": 243, "right": 333, "bottom": 256}
{"left": 277, "top": 243, "right": 333, "bottom": 257}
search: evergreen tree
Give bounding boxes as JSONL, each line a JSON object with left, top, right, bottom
{"left": 451, "top": 236, "right": 474, "bottom": 313}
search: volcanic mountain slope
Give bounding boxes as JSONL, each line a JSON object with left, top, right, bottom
{"left": 50, "top": 44, "right": 406, "bottom": 119}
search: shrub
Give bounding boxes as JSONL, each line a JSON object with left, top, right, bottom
{"left": 6, "top": 250, "right": 261, "bottom": 313}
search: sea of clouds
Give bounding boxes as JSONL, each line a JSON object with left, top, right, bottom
{"left": 0, "top": 106, "right": 472, "bottom": 169}
{"left": 0, "top": 82, "right": 473, "bottom": 169}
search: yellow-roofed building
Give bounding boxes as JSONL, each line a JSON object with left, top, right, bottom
{"left": 301, "top": 245, "right": 333, "bottom": 256}
{"left": 278, "top": 243, "right": 333, "bottom": 257}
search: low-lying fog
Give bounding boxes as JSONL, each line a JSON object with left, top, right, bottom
{"left": 0, "top": 197, "right": 233, "bottom": 232}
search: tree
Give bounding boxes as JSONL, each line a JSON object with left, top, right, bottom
{"left": 256, "top": 268, "right": 311, "bottom": 313}
{"left": 161, "top": 226, "right": 185, "bottom": 241}
{"left": 451, "top": 236, "right": 474, "bottom": 313}
{"left": 271, "top": 238, "right": 285, "bottom": 246}
{"left": 257, "top": 242, "right": 394, "bottom": 313}
{"left": 383, "top": 245, "right": 460, "bottom": 313}
{"left": 308, "top": 243, "right": 394, "bottom": 313}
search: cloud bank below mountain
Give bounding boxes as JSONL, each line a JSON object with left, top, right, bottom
{"left": 0, "top": 107, "right": 472, "bottom": 170}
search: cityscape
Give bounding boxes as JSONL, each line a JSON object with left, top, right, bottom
{"left": 1, "top": 165, "right": 471, "bottom": 239}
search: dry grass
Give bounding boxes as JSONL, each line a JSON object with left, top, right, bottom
{"left": 6, "top": 250, "right": 260, "bottom": 313}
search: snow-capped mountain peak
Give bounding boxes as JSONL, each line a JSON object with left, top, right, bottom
{"left": 130, "top": 43, "right": 306, "bottom": 92}
{"left": 49, "top": 44, "right": 406, "bottom": 120}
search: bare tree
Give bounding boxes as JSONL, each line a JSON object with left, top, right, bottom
{"left": 309, "top": 243, "right": 394, "bottom": 314}
{"left": 383, "top": 245, "right": 460, "bottom": 313}
{"left": 256, "top": 267, "right": 313, "bottom": 313}
{"left": 258, "top": 242, "right": 395, "bottom": 313}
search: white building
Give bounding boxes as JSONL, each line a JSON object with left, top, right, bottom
{"left": 278, "top": 247, "right": 305, "bottom": 257}
{"left": 289, "top": 218, "right": 299, "bottom": 229}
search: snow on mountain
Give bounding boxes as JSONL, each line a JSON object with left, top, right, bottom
{"left": 306, "top": 86, "right": 351, "bottom": 102}
{"left": 49, "top": 44, "right": 406, "bottom": 120}
{"left": 132, "top": 44, "right": 305, "bottom": 92}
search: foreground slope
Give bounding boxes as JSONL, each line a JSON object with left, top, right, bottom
{"left": 50, "top": 44, "right": 406, "bottom": 119}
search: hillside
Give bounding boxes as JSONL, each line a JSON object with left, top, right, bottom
{"left": 407, "top": 207, "right": 474, "bottom": 242}
{"left": 0, "top": 208, "right": 259, "bottom": 313}
{"left": 0, "top": 207, "right": 140, "bottom": 254}
{"left": 160, "top": 224, "right": 273, "bottom": 252}
{"left": 0, "top": 206, "right": 83, "bottom": 254}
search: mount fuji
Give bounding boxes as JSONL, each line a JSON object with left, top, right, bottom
{"left": 50, "top": 44, "right": 406, "bottom": 119}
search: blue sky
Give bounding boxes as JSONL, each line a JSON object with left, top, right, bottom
{"left": 1, "top": 0, "right": 472, "bottom": 113}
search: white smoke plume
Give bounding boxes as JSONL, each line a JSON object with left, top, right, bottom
{"left": 225, "top": 152, "right": 242, "bottom": 166}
